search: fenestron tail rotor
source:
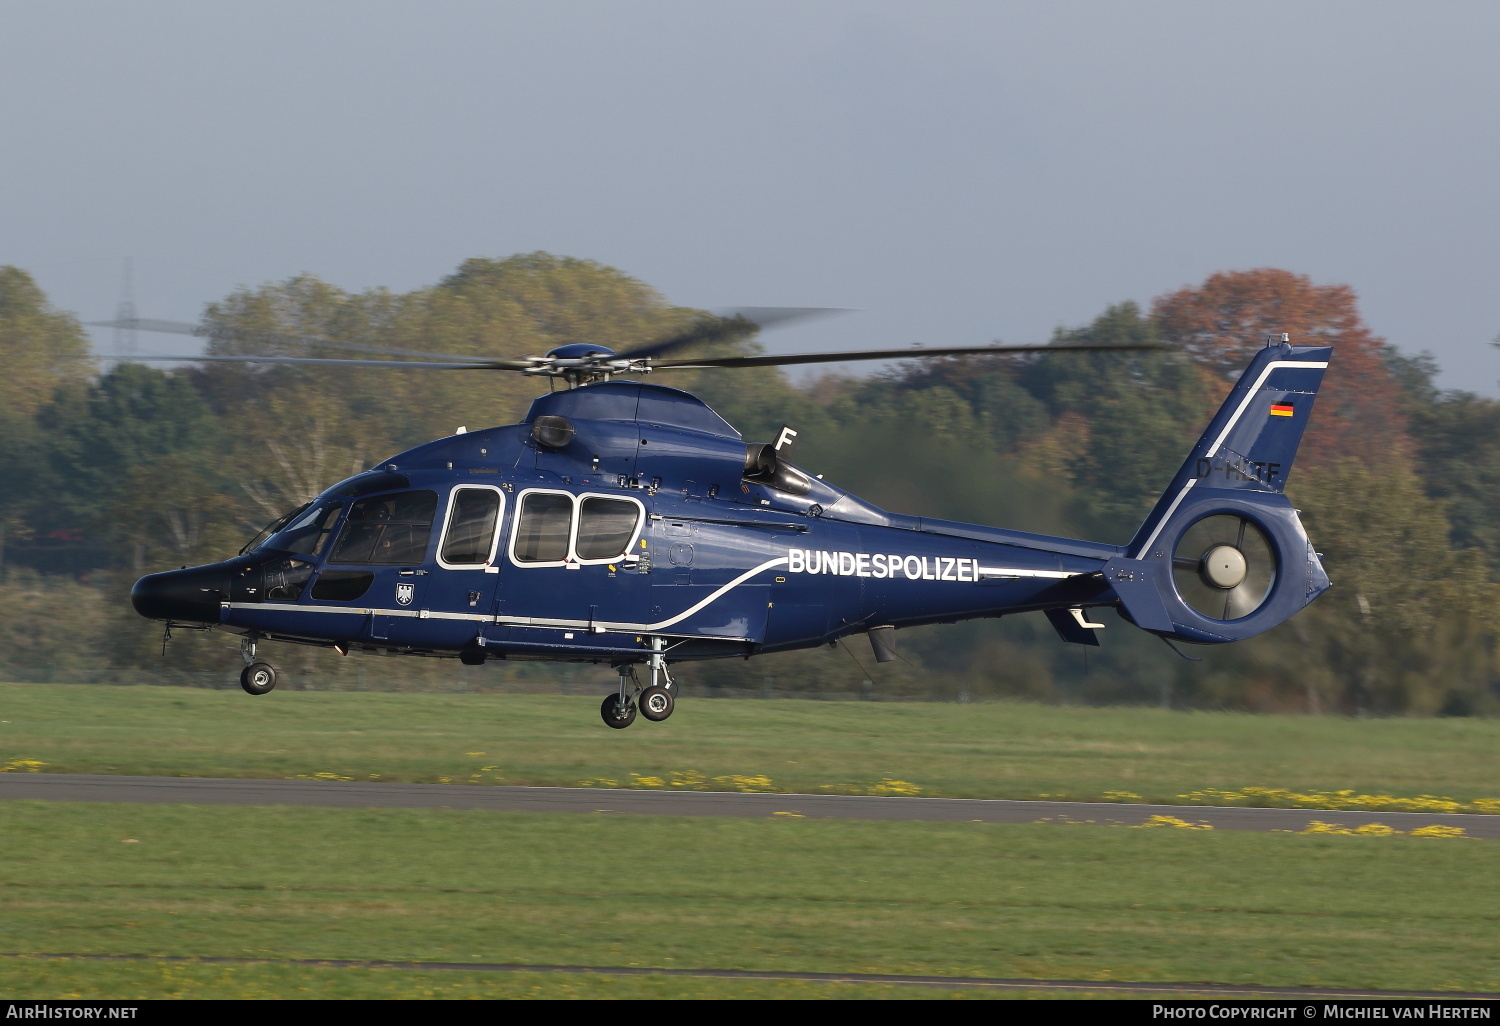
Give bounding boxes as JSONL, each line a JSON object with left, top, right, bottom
{"left": 1171, "top": 514, "right": 1277, "bottom": 621}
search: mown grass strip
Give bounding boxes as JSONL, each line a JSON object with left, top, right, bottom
{"left": 1, "top": 802, "right": 1497, "bottom": 993}
{"left": 3, "top": 685, "right": 1499, "bottom": 808}
{"left": 0, "top": 957, "right": 1018, "bottom": 1000}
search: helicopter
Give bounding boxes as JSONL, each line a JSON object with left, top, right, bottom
{"left": 120, "top": 312, "right": 1332, "bottom": 728}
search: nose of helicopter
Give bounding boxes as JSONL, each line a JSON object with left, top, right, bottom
{"left": 131, "top": 563, "right": 231, "bottom": 624}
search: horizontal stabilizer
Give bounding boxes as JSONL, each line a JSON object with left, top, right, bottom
{"left": 1044, "top": 608, "right": 1103, "bottom": 647}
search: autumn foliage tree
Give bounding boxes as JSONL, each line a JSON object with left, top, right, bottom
{"left": 0, "top": 267, "right": 93, "bottom": 419}
{"left": 1152, "top": 268, "right": 1409, "bottom": 469}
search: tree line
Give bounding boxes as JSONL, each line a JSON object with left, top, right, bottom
{"left": 0, "top": 256, "right": 1495, "bottom": 714}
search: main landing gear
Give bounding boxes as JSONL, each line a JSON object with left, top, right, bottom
{"left": 601, "top": 689, "right": 636, "bottom": 728}
{"left": 600, "top": 639, "right": 675, "bottom": 729}
{"left": 239, "top": 637, "right": 277, "bottom": 696}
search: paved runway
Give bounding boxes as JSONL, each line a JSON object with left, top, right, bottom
{"left": 3, "top": 773, "right": 1496, "bottom": 837}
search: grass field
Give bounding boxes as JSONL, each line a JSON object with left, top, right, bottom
{"left": 0, "top": 801, "right": 1495, "bottom": 999}
{"left": 4, "top": 684, "right": 1496, "bottom": 999}
{"left": 0, "top": 961, "right": 1050, "bottom": 1000}
{"left": 2, "top": 683, "right": 1498, "bottom": 807}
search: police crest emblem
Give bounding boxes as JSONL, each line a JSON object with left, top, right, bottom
{"left": 395, "top": 582, "right": 414, "bottom": 606}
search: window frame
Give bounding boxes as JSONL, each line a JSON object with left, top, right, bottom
{"left": 435, "top": 485, "right": 507, "bottom": 571}
{"left": 507, "top": 488, "right": 577, "bottom": 568}
{"left": 255, "top": 501, "right": 343, "bottom": 558}
{"left": 572, "top": 492, "right": 647, "bottom": 566}
{"left": 506, "top": 488, "right": 646, "bottom": 568}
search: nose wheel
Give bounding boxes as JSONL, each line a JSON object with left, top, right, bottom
{"left": 238, "top": 637, "right": 277, "bottom": 696}
{"left": 240, "top": 661, "right": 277, "bottom": 695}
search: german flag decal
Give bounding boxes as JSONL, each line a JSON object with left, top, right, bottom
{"left": 1270, "top": 402, "right": 1295, "bottom": 417}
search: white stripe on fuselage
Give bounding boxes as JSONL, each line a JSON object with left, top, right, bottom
{"left": 221, "top": 558, "right": 1085, "bottom": 639}
{"left": 221, "top": 558, "right": 792, "bottom": 638}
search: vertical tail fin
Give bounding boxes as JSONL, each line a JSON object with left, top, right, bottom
{"left": 1129, "top": 342, "right": 1331, "bottom": 560}
{"left": 1106, "top": 341, "right": 1333, "bottom": 643}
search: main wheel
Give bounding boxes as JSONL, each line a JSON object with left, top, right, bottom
{"left": 638, "top": 685, "right": 674, "bottom": 722}
{"left": 240, "top": 662, "right": 277, "bottom": 696}
{"left": 600, "top": 693, "right": 637, "bottom": 729}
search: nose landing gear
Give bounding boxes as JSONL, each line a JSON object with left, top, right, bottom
{"left": 241, "top": 662, "right": 277, "bottom": 695}
{"left": 239, "top": 637, "right": 278, "bottom": 696}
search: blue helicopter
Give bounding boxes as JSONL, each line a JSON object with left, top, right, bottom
{"left": 125, "top": 315, "right": 1330, "bottom": 728}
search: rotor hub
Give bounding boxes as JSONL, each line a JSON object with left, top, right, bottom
{"left": 1199, "top": 545, "right": 1248, "bottom": 590}
{"left": 544, "top": 343, "right": 618, "bottom": 361}
{"left": 1172, "top": 514, "right": 1277, "bottom": 622}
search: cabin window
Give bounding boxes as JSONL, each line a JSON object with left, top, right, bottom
{"left": 440, "top": 488, "right": 503, "bottom": 567}
{"left": 508, "top": 489, "right": 645, "bottom": 567}
{"left": 513, "top": 491, "right": 573, "bottom": 563}
{"left": 329, "top": 490, "right": 438, "bottom": 565}
{"left": 259, "top": 503, "right": 341, "bottom": 557}
{"left": 575, "top": 496, "right": 641, "bottom": 560}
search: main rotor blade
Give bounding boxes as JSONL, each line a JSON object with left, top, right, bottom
{"left": 88, "top": 317, "right": 485, "bottom": 363}
{"left": 87, "top": 317, "right": 200, "bottom": 335}
{"left": 651, "top": 342, "right": 1166, "bottom": 370}
{"left": 116, "top": 354, "right": 529, "bottom": 370}
{"left": 724, "top": 307, "right": 848, "bottom": 331}
{"left": 198, "top": 332, "right": 485, "bottom": 363}
{"left": 614, "top": 307, "right": 848, "bottom": 361}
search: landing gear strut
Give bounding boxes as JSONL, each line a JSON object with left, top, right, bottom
{"left": 599, "top": 639, "right": 675, "bottom": 728}
{"left": 239, "top": 637, "right": 277, "bottom": 696}
{"left": 639, "top": 638, "right": 675, "bottom": 722}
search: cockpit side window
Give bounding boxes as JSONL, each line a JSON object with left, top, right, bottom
{"left": 512, "top": 491, "right": 573, "bottom": 563}
{"left": 258, "top": 503, "right": 342, "bottom": 557}
{"left": 329, "top": 490, "right": 438, "bottom": 565}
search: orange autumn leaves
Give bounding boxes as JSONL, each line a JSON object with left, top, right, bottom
{"left": 1154, "top": 268, "right": 1410, "bottom": 469}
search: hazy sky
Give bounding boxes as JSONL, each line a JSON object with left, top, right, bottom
{"left": 4, "top": 1, "right": 1498, "bottom": 390}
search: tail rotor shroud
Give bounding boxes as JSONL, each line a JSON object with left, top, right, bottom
{"left": 1171, "top": 514, "right": 1277, "bottom": 622}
